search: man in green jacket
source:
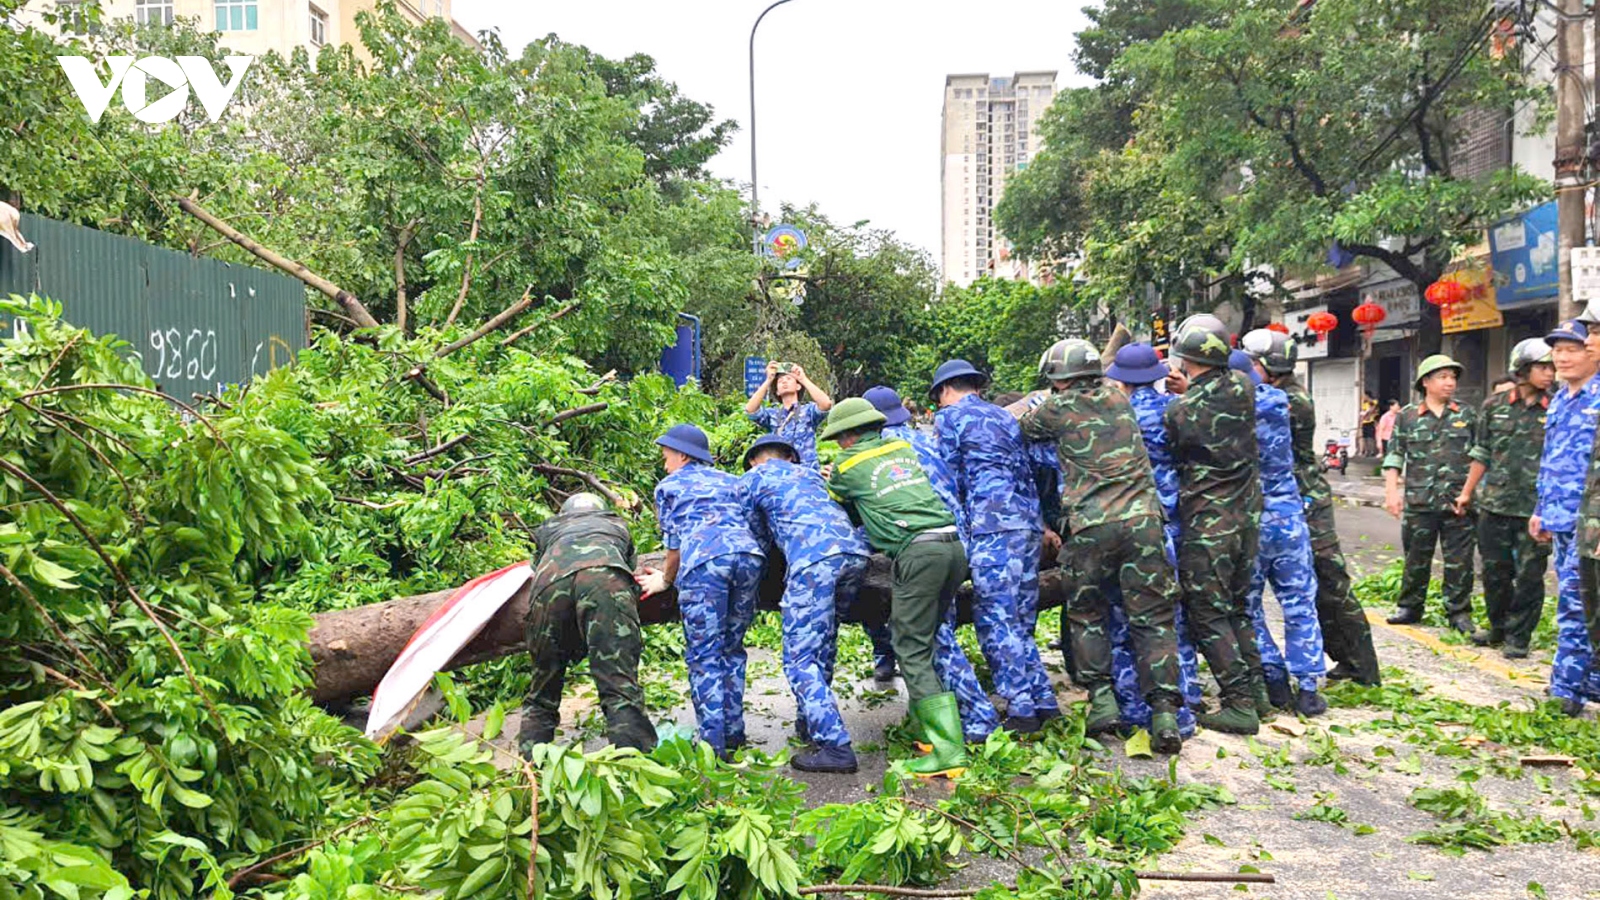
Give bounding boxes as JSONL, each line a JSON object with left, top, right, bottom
{"left": 1455, "top": 339, "right": 1554, "bottom": 656}
{"left": 822, "top": 397, "right": 970, "bottom": 778}
{"left": 1384, "top": 355, "right": 1479, "bottom": 632}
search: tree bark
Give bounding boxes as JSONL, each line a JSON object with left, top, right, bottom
{"left": 307, "top": 553, "right": 1071, "bottom": 706}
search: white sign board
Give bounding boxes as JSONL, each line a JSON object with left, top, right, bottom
{"left": 1288, "top": 305, "right": 1330, "bottom": 360}
{"left": 1310, "top": 358, "right": 1359, "bottom": 453}
{"left": 1573, "top": 247, "right": 1600, "bottom": 307}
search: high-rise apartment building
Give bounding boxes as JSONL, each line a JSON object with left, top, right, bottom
{"left": 940, "top": 71, "right": 1056, "bottom": 286}
{"left": 16, "top": 0, "right": 479, "bottom": 59}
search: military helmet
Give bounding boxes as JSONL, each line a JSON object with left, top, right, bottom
{"left": 1508, "top": 337, "right": 1553, "bottom": 376}
{"left": 1170, "top": 314, "right": 1232, "bottom": 367}
{"left": 1240, "top": 328, "right": 1297, "bottom": 375}
{"left": 1414, "top": 354, "right": 1464, "bottom": 391}
{"left": 818, "top": 396, "right": 888, "bottom": 441}
{"left": 1579, "top": 296, "right": 1600, "bottom": 327}
{"left": 1039, "top": 338, "right": 1102, "bottom": 381}
{"left": 561, "top": 492, "right": 608, "bottom": 514}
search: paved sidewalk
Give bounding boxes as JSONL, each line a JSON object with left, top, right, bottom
{"left": 1327, "top": 470, "right": 1388, "bottom": 508}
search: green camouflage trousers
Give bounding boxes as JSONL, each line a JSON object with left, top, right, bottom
{"left": 1579, "top": 556, "right": 1600, "bottom": 654}
{"left": 1398, "top": 510, "right": 1475, "bottom": 619}
{"left": 1179, "top": 525, "right": 1261, "bottom": 706}
{"left": 1305, "top": 503, "right": 1380, "bottom": 683}
{"left": 1478, "top": 511, "right": 1551, "bottom": 647}
{"left": 520, "top": 567, "right": 655, "bottom": 753}
{"left": 1064, "top": 514, "right": 1181, "bottom": 708}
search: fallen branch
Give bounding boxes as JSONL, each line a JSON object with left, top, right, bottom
{"left": 520, "top": 758, "right": 540, "bottom": 899}
{"left": 499, "top": 302, "right": 580, "bottom": 348}
{"left": 799, "top": 886, "right": 973, "bottom": 898}
{"left": 334, "top": 496, "right": 407, "bottom": 511}
{"left": 443, "top": 165, "right": 489, "bottom": 328}
{"left": 308, "top": 308, "right": 362, "bottom": 330}
{"left": 225, "top": 815, "right": 376, "bottom": 890}
{"left": 175, "top": 195, "right": 380, "bottom": 329}
{"left": 403, "top": 367, "right": 450, "bottom": 405}
{"left": 1, "top": 560, "right": 116, "bottom": 695}
{"left": 435, "top": 286, "right": 535, "bottom": 358}
{"left": 404, "top": 434, "right": 472, "bottom": 465}
{"left": 12, "top": 383, "right": 229, "bottom": 450}
{"left": 574, "top": 370, "right": 617, "bottom": 396}
{"left": 548, "top": 402, "right": 608, "bottom": 426}
{"left": 529, "top": 463, "right": 631, "bottom": 511}
{"left": 1134, "top": 871, "right": 1275, "bottom": 884}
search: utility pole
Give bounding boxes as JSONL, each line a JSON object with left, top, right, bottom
{"left": 1555, "top": 0, "right": 1587, "bottom": 321}
{"left": 748, "top": 0, "right": 795, "bottom": 256}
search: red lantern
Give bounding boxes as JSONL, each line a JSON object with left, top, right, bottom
{"left": 1266, "top": 322, "right": 1290, "bottom": 335}
{"left": 1425, "top": 279, "right": 1468, "bottom": 311}
{"left": 1306, "top": 311, "right": 1338, "bottom": 341}
{"left": 1351, "top": 300, "right": 1387, "bottom": 338}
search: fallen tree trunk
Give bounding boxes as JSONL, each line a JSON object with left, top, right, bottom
{"left": 308, "top": 553, "right": 1070, "bottom": 706}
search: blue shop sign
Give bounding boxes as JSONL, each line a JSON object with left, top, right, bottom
{"left": 1488, "top": 201, "right": 1558, "bottom": 308}
{"left": 744, "top": 356, "right": 768, "bottom": 397}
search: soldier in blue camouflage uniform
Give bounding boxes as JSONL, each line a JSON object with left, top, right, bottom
{"left": 1021, "top": 340, "right": 1184, "bottom": 754}
{"left": 1575, "top": 300, "right": 1600, "bottom": 711}
{"left": 1456, "top": 338, "right": 1554, "bottom": 657}
{"left": 868, "top": 386, "right": 1001, "bottom": 743}
{"left": 639, "top": 425, "right": 766, "bottom": 756}
{"left": 519, "top": 493, "right": 656, "bottom": 754}
{"left": 932, "top": 359, "right": 1060, "bottom": 733}
{"left": 1104, "top": 343, "right": 1203, "bottom": 736}
{"left": 1166, "top": 315, "right": 1264, "bottom": 735}
{"left": 744, "top": 360, "right": 834, "bottom": 469}
{"left": 740, "top": 435, "right": 871, "bottom": 772}
{"left": 1533, "top": 320, "right": 1600, "bottom": 716}
{"left": 1230, "top": 349, "right": 1327, "bottom": 716}
{"left": 1383, "top": 355, "right": 1479, "bottom": 632}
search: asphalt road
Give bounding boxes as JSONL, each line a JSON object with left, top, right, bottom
{"left": 502, "top": 497, "right": 1598, "bottom": 899}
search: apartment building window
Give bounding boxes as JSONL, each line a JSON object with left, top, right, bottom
{"left": 136, "top": 0, "right": 174, "bottom": 25}
{"left": 309, "top": 4, "right": 327, "bottom": 45}
{"left": 216, "top": 0, "right": 257, "bottom": 30}
{"left": 55, "top": 0, "right": 101, "bottom": 33}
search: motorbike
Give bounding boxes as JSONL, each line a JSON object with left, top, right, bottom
{"left": 1322, "top": 429, "right": 1351, "bottom": 474}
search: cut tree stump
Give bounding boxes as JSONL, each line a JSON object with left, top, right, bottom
{"left": 308, "top": 553, "right": 1071, "bottom": 706}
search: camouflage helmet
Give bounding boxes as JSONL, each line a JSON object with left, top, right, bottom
{"left": 1240, "top": 328, "right": 1297, "bottom": 375}
{"left": 561, "top": 492, "right": 608, "bottom": 514}
{"left": 1170, "top": 314, "right": 1232, "bottom": 367}
{"left": 1038, "top": 338, "right": 1102, "bottom": 381}
{"left": 1508, "top": 337, "right": 1553, "bottom": 376}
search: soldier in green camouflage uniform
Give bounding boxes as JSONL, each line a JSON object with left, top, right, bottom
{"left": 1241, "top": 329, "right": 1381, "bottom": 685}
{"left": 1456, "top": 339, "right": 1554, "bottom": 656}
{"left": 1165, "top": 315, "right": 1264, "bottom": 735}
{"left": 1021, "top": 339, "right": 1183, "bottom": 754}
{"left": 1383, "top": 355, "right": 1479, "bottom": 632}
{"left": 518, "top": 493, "right": 656, "bottom": 754}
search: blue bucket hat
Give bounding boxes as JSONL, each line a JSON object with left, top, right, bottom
{"left": 928, "top": 359, "right": 989, "bottom": 399}
{"left": 1105, "top": 343, "right": 1169, "bottom": 386}
{"left": 863, "top": 385, "right": 911, "bottom": 426}
{"left": 1547, "top": 318, "right": 1589, "bottom": 345}
{"left": 1228, "top": 349, "right": 1263, "bottom": 386}
{"left": 742, "top": 434, "right": 798, "bottom": 469}
{"left": 655, "top": 423, "right": 712, "bottom": 463}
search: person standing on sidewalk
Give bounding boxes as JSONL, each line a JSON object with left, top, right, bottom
{"left": 1020, "top": 339, "right": 1184, "bottom": 754}
{"left": 1244, "top": 329, "right": 1381, "bottom": 685}
{"left": 1383, "top": 356, "right": 1478, "bottom": 633}
{"left": 1360, "top": 392, "right": 1379, "bottom": 457}
{"left": 1534, "top": 319, "right": 1600, "bottom": 717}
{"left": 1165, "top": 314, "right": 1264, "bottom": 735}
{"left": 1455, "top": 339, "right": 1553, "bottom": 657}
{"left": 1377, "top": 400, "right": 1400, "bottom": 458}
{"left": 821, "top": 398, "right": 971, "bottom": 777}
{"left": 931, "top": 360, "right": 1060, "bottom": 733}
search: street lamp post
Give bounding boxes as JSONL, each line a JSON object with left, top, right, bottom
{"left": 749, "top": 0, "right": 795, "bottom": 255}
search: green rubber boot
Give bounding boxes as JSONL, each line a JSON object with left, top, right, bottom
{"left": 1150, "top": 711, "right": 1183, "bottom": 756}
{"left": 906, "top": 693, "right": 968, "bottom": 778}
{"left": 1084, "top": 686, "right": 1121, "bottom": 736}
{"left": 1252, "top": 677, "right": 1276, "bottom": 721}
{"left": 1198, "top": 702, "right": 1260, "bottom": 735}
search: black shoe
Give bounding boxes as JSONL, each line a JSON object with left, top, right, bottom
{"left": 1449, "top": 615, "right": 1475, "bottom": 635}
{"left": 1560, "top": 697, "right": 1585, "bottom": 718}
{"left": 1296, "top": 689, "right": 1328, "bottom": 717}
{"left": 1326, "top": 663, "right": 1359, "bottom": 682}
{"left": 1036, "top": 705, "right": 1063, "bottom": 724}
{"left": 1047, "top": 638, "right": 1063, "bottom": 651}
{"left": 1470, "top": 627, "right": 1503, "bottom": 647}
{"left": 1386, "top": 609, "right": 1422, "bottom": 625}
{"left": 874, "top": 661, "right": 898, "bottom": 685}
{"left": 1004, "top": 714, "right": 1042, "bottom": 735}
{"left": 1502, "top": 642, "right": 1529, "bottom": 659}
{"left": 1265, "top": 678, "right": 1293, "bottom": 710}
{"left": 791, "top": 744, "right": 859, "bottom": 774}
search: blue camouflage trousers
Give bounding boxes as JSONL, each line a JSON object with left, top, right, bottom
{"left": 970, "top": 529, "right": 1060, "bottom": 719}
{"left": 1108, "top": 527, "right": 1200, "bottom": 734}
{"left": 1247, "top": 511, "right": 1326, "bottom": 691}
{"left": 936, "top": 601, "right": 1002, "bottom": 742}
{"left": 783, "top": 554, "right": 867, "bottom": 750}
{"left": 1550, "top": 533, "right": 1600, "bottom": 705}
{"left": 678, "top": 552, "right": 764, "bottom": 752}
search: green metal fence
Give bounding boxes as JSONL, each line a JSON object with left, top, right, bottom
{"left": 0, "top": 213, "right": 306, "bottom": 399}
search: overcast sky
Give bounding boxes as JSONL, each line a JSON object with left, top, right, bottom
{"left": 453, "top": 0, "right": 1096, "bottom": 262}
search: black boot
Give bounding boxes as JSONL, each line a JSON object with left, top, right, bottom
{"left": 1448, "top": 615, "right": 1475, "bottom": 635}
{"left": 1470, "top": 626, "right": 1503, "bottom": 647}
{"left": 1265, "top": 676, "right": 1293, "bottom": 710}
{"left": 1386, "top": 608, "right": 1422, "bottom": 625}
{"left": 792, "top": 743, "right": 859, "bottom": 774}
{"left": 1295, "top": 688, "right": 1328, "bottom": 717}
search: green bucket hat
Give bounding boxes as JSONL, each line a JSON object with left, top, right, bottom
{"left": 1414, "top": 354, "right": 1463, "bottom": 391}
{"left": 818, "top": 397, "right": 888, "bottom": 441}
